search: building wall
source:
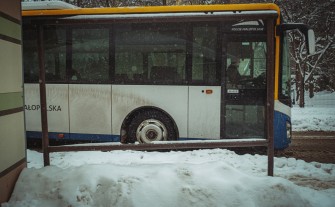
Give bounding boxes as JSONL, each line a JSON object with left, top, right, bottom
{"left": 0, "top": 0, "right": 26, "bottom": 203}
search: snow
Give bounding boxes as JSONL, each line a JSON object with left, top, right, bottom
{"left": 2, "top": 92, "right": 335, "bottom": 207}
{"left": 2, "top": 149, "right": 335, "bottom": 207}
{"left": 292, "top": 91, "right": 335, "bottom": 131}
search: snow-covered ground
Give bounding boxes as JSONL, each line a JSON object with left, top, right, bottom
{"left": 2, "top": 92, "right": 335, "bottom": 207}
{"left": 2, "top": 149, "right": 335, "bottom": 207}
{"left": 292, "top": 91, "right": 335, "bottom": 131}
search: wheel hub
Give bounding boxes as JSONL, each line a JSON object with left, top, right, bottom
{"left": 146, "top": 129, "right": 158, "bottom": 140}
{"left": 136, "top": 119, "right": 167, "bottom": 143}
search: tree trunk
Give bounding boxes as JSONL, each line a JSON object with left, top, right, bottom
{"left": 299, "top": 67, "right": 305, "bottom": 108}
{"left": 299, "top": 77, "right": 305, "bottom": 108}
{"left": 309, "top": 82, "right": 314, "bottom": 98}
{"left": 295, "top": 64, "right": 300, "bottom": 103}
{"left": 295, "top": 63, "right": 305, "bottom": 108}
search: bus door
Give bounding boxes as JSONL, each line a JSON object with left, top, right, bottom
{"left": 223, "top": 36, "right": 267, "bottom": 139}
{"left": 188, "top": 25, "right": 221, "bottom": 139}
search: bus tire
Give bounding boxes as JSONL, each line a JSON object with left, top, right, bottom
{"left": 128, "top": 110, "right": 176, "bottom": 143}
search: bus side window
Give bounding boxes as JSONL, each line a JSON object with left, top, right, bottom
{"left": 114, "top": 74, "right": 129, "bottom": 83}
{"left": 23, "top": 27, "right": 39, "bottom": 83}
{"left": 150, "top": 66, "right": 177, "bottom": 83}
{"left": 44, "top": 26, "right": 66, "bottom": 82}
{"left": 23, "top": 26, "right": 67, "bottom": 83}
{"left": 72, "top": 27, "right": 109, "bottom": 83}
{"left": 115, "top": 23, "right": 186, "bottom": 85}
{"left": 192, "top": 26, "right": 218, "bottom": 85}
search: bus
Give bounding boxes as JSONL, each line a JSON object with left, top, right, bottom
{"left": 22, "top": 1, "right": 315, "bottom": 150}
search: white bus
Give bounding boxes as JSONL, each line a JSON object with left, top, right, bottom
{"left": 22, "top": 2, "right": 315, "bottom": 149}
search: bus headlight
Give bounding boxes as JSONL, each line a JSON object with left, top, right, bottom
{"left": 286, "top": 121, "right": 292, "bottom": 141}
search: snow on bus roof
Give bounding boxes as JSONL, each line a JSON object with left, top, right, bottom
{"left": 22, "top": 2, "right": 281, "bottom": 17}
{"left": 22, "top": 1, "right": 79, "bottom": 11}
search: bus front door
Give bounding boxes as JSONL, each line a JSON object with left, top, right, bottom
{"left": 223, "top": 40, "right": 267, "bottom": 139}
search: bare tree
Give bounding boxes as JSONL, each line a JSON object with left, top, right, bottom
{"left": 279, "top": 0, "right": 335, "bottom": 107}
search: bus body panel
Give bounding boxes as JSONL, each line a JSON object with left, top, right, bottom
{"left": 24, "top": 83, "right": 69, "bottom": 134}
{"left": 111, "top": 85, "right": 188, "bottom": 137}
{"left": 69, "top": 84, "right": 112, "bottom": 136}
{"left": 21, "top": 2, "right": 313, "bottom": 150}
{"left": 274, "top": 100, "right": 291, "bottom": 149}
{"left": 188, "top": 86, "right": 221, "bottom": 139}
{"left": 274, "top": 111, "right": 291, "bottom": 150}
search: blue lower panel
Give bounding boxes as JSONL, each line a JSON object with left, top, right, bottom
{"left": 26, "top": 131, "right": 120, "bottom": 142}
{"left": 274, "top": 111, "right": 291, "bottom": 150}
{"left": 178, "top": 138, "right": 207, "bottom": 141}
{"left": 26, "top": 131, "right": 199, "bottom": 143}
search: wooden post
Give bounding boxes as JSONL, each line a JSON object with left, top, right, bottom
{"left": 266, "top": 20, "right": 275, "bottom": 176}
{"left": 37, "top": 25, "right": 50, "bottom": 166}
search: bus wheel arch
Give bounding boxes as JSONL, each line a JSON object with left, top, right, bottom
{"left": 120, "top": 107, "right": 179, "bottom": 144}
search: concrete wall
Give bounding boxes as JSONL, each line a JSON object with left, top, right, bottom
{"left": 0, "top": 0, "right": 26, "bottom": 203}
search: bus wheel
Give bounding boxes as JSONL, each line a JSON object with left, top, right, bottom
{"left": 128, "top": 110, "right": 176, "bottom": 143}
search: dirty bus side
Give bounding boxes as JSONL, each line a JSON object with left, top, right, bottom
{"left": 22, "top": 3, "right": 315, "bottom": 150}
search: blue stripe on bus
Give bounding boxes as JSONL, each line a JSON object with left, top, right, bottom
{"left": 26, "top": 131, "right": 203, "bottom": 142}
{"left": 274, "top": 110, "right": 291, "bottom": 150}
{"left": 26, "top": 131, "right": 120, "bottom": 142}
{"left": 178, "top": 137, "right": 208, "bottom": 141}
{"left": 26, "top": 131, "right": 211, "bottom": 142}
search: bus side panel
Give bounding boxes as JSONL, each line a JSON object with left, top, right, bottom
{"left": 24, "top": 83, "right": 69, "bottom": 138}
{"left": 274, "top": 101, "right": 291, "bottom": 150}
{"left": 188, "top": 86, "right": 221, "bottom": 139}
{"left": 69, "top": 84, "right": 112, "bottom": 140}
{"left": 111, "top": 85, "right": 188, "bottom": 138}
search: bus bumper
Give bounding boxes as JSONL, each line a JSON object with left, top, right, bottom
{"left": 274, "top": 110, "right": 291, "bottom": 150}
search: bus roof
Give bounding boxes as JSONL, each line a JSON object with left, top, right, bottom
{"left": 22, "top": 1, "right": 79, "bottom": 11}
{"left": 22, "top": 1, "right": 280, "bottom": 17}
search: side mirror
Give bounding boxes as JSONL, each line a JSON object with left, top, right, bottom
{"left": 277, "top": 24, "right": 316, "bottom": 55}
{"left": 307, "top": 29, "right": 316, "bottom": 54}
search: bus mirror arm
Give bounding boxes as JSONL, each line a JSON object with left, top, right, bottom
{"left": 277, "top": 23, "right": 316, "bottom": 55}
